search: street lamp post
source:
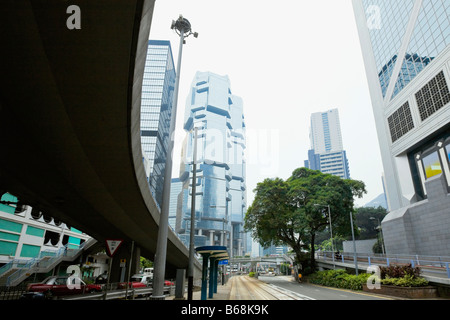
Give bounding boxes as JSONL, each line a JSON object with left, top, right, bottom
{"left": 188, "top": 126, "right": 198, "bottom": 300}
{"left": 151, "top": 15, "right": 198, "bottom": 300}
{"left": 370, "top": 217, "right": 385, "bottom": 255}
{"left": 349, "top": 211, "right": 359, "bottom": 276}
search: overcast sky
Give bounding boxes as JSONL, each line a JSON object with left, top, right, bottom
{"left": 148, "top": 0, "right": 384, "bottom": 208}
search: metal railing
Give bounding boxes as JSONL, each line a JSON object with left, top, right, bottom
{"left": 0, "top": 284, "right": 28, "bottom": 300}
{"left": 2, "top": 239, "right": 95, "bottom": 287}
{"left": 60, "top": 282, "right": 175, "bottom": 300}
{"left": 0, "top": 282, "right": 175, "bottom": 300}
{"left": 316, "top": 251, "right": 450, "bottom": 279}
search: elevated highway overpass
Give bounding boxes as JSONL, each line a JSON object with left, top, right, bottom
{"left": 0, "top": 0, "right": 199, "bottom": 280}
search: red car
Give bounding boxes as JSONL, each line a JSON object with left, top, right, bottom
{"left": 118, "top": 281, "right": 147, "bottom": 289}
{"left": 23, "top": 275, "right": 102, "bottom": 299}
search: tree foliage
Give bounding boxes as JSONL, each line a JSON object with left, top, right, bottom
{"left": 354, "top": 206, "right": 387, "bottom": 240}
{"left": 244, "top": 168, "right": 366, "bottom": 274}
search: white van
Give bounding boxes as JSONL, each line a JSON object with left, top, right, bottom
{"left": 143, "top": 268, "right": 154, "bottom": 279}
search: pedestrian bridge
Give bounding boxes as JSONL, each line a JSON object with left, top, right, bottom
{"left": 0, "top": 0, "right": 199, "bottom": 279}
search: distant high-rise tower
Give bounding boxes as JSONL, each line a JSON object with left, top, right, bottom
{"left": 140, "top": 40, "right": 176, "bottom": 208}
{"left": 177, "top": 72, "right": 247, "bottom": 257}
{"left": 353, "top": 0, "right": 450, "bottom": 256}
{"left": 305, "top": 109, "right": 350, "bottom": 179}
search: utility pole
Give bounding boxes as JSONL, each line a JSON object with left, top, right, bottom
{"left": 151, "top": 15, "right": 198, "bottom": 300}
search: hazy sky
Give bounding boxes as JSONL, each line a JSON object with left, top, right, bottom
{"left": 148, "top": 0, "right": 384, "bottom": 207}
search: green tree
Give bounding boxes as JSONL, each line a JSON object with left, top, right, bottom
{"left": 245, "top": 168, "right": 366, "bottom": 274}
{"left": 140, "top": 257, "right": 153, "bottom": 271}
{"left": 354, "top": 206, "right": 387, "bottom": 240}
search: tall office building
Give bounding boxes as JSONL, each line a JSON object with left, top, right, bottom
{"left": 168, "top": 178, "right": 182, "bottom": 230}
{"left": 353, "top": 0, "right": 450, "bottom": 255}
{"left": 305, "top": 109, "right": 351, "bottom": 179}
{"left": 140, "top": 40, "right": 176, "bottom": 208}
{"left": 177, "top": 72, "right": 247, "bottom": 257}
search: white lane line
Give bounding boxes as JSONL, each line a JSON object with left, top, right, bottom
{"left": 267, "top": 283, "right": 316, "bottom": 300}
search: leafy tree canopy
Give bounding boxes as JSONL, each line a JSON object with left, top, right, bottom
{"left": 244, "top": 168, "right": 366, "bottom": 274}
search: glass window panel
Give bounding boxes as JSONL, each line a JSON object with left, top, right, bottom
{"left": 422, "top": 151, "right": 442, "bottom": 179}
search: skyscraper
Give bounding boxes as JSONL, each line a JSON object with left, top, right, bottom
{"left": 177, "top": 72, "right": 247, "bottom": 257}
{"left": 305, "top": 109, "right": 350, "bottom": 179}
{"left": 140, "top": 40, "right": 176, "bottom": 208}
{"left": 353, "top": 0, "right": 450, "bottom": 255}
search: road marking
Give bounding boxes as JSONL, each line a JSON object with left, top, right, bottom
{"left": 267, "top": 283, "right": 316, "bottom": 300}
{"left": 308, "top": 283, "right": 395, "bottom": 300}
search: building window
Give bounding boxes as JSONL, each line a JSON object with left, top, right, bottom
{"left": 388, "top": 101, "right": 415, "bottom": 143}
{"left": 422, "top": 151, "right": 442, "bottom": 179}
{"left": 415, "top": 71, "right": 450, "bottom": 121}
{"left": 446, "top": 144, "right": 450, "bottom": 163}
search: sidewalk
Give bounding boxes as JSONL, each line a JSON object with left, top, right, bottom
{"left": 167, "top": 279, "right": 232, "bottom": 300}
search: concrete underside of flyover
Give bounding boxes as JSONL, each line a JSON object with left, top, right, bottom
{"left": 0, "top": 0, "right": 197, "bottom": 279}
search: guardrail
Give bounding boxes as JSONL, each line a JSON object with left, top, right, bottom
{"left": 0, "top": 282, "right": 174, "bottom": 300}
{"left": 62, "top": 284, "right": 174, "bottom": 300}
{"left": 316, "top": 251, "right": 450, "bottom": 279}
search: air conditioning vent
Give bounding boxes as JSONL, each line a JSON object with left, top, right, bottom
{"left": 388, "top": 101, "right": 415, "bottom": 143}
{"left": 415, "top": 71, "right": 450, "bottom": 121}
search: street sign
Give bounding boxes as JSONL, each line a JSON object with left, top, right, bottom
{"left": 105, "top": 239, "right": 123, "bottom": 257}
{"left": 219, "top": 259, "right": 229, "bottom": 265}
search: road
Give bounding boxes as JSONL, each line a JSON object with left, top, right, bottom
{"left": 229, "top": 275, "right": 395, "bottom": 300}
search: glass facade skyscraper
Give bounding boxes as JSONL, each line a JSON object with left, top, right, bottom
{"left": 140, "top": 40, "right": 176, "bottom": 208}
{"left": 177, "top": 72, "right": 247, "bottom": 257}
{"left": 353, "top": 0, "right": 450, "bottom": 255}
{"left": 305, "top": 109, "right": 350, "bottom": 179}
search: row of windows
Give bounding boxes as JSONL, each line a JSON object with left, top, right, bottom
{"left": 365, "top": 1, "right": 449, "bottom": 99}
{"left": 416, "top": 71, "right": 450, "bottom": 121}
{"left": 363, "top": 0, "right": 415, "bottom": 97}
{"left": 391, "top": 0, "right": 450, "bottom": 100}
{"left": 388, "top": 70, "right": 449, "bottom": 143}
{"left": 388, "top": 101, "right": 415, "bottom": 143}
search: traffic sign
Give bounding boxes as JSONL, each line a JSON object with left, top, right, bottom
{"left": 219, "top": 259, "right": 229, "bottom": 265}
{"left": 105, "top": 239, "right": 123, "bottom": 257}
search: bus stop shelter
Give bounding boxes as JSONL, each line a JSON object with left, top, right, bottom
{"left": 195, "top": 246, "right": 229, "bottom": 300}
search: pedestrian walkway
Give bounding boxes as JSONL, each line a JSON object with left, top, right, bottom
{"left": 167, "top": 279, "right": 232, "bottom": 300}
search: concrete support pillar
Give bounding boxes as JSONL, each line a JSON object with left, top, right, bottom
{"left": 208, "top": 257, "right": 217, "bottom": 299}
{"left": 174, "top": 269, "right": 186, "bottom": 300}
{"left": 213, "top": 259, "right": 219, "bottom": 294}
{"left": 200, "top": 253, "right": 210, "bottom": 300}
{"left": 230, "top": 227, "right": 233, "bottom": 257}
{"left": 209, "top": 231, "right": 214, "bottom": 246}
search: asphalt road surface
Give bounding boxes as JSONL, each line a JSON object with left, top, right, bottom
{"left": 230, "top": 275, "right": 395, "bottom": 300}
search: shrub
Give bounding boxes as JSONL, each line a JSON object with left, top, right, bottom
{"left": 381, "top": 274, "right": 429, "bottom": 287}
{"left": 380, "top": 264, "right": 420, "bottom": 279}
{"left": 248, "top": 272, "right": 255, "bottom": 277}
{"left": 309, "top": 269, "right": 371, "bottom": 291}
{"left": 310, "top": 267, "right": 429, "bottom": 290}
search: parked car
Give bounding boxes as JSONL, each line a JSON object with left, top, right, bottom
{"left": 118, "top": 281, "right": 147, "bottom": 289}
{"left": 118, "top": 274, "right": 173, "bottom": 289}
{"left": 21, "top": 275, "right": 102, "bottom": 300}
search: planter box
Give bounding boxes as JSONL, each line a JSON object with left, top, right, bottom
{"left": 362, "top": 284, "right": 438, "bottom": 299}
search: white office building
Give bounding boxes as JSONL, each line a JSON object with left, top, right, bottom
{"left": 306, "top": 109, "right": 351, "bottom": 179}
{"left": 353, "top": 0, "right": 450, "bottom": 255}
